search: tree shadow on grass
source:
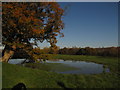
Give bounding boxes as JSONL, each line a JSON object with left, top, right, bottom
{"left": 57, "top": 81, "right": 73, "bottom": 90}
{"left": 12, "top": 83, "right": 26, "bottom": 90}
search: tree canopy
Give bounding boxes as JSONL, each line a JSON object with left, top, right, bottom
{"left": 1, "top": 2, "right": 64, "bottom": 62}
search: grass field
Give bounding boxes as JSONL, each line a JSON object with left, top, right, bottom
{"left": 2, "top": 55, "right": 119, "bottom": 88}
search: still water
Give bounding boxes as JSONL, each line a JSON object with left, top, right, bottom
{"left": 46, "top": 60, "right": 110, "bottom": 74}
{"left": 8, "top": 59, "right": 26, "bottom": 64}
{"left": 8, "top": 59, "right": 110, "bottom": 74}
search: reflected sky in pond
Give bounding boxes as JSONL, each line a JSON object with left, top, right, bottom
{"left": 8, "top": 59, "right": 26, "bottom": 64}
{"left": 46, "top": 60, "right": 110, "bottom": 74}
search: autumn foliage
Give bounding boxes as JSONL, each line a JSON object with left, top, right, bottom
{"left": 1, "top": 2, "right": 64, "bottom": 62}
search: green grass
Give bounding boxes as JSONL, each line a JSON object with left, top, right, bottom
{"left": 2, "top": 54, "right": 119, "bottom": 88}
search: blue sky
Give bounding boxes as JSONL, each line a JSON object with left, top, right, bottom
{"left": 39, "top": 2, "right": 118, "bottom": 48}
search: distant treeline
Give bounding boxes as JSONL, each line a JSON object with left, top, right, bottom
{"left": 58, "top": 47, "right": 119, "bottom": 57}
{"left": 40, "top": 46, "right": 119, "bottom": 57}
{"left": 12, "top": 46, "right": 119, "bottom": 58}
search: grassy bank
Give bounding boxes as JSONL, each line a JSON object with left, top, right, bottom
{"left": 2, "top": 54, "right": 119, "bottom": 88}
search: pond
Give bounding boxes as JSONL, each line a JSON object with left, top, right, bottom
{"left": 8, "top": 59, "right": 26, "bottom": 64}
{"left": 8, "top": 59, "right": 110, "bottom": 74}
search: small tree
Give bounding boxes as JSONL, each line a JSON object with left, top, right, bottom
{"left": 1, "top": 2, "right": 64, "bottom": 62}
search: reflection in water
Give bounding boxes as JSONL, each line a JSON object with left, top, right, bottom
{"left": 8, "top": 59, "right": 110, "bottom": 74}
{"left": 46, "top": 60, "right": 110, "bottom": 74}
{"left": 8, "top": 59, "right": 26, "bottom": 64}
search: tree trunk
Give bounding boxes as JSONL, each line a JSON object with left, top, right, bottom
{"left": 1, "top": 50, "right": 14, "bottom": 62}
{"left": 0, "top": 45, "right": 16, "bottom": 62}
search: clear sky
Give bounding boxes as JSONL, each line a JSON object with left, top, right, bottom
{"left": 38, "top": 2, "right": 118, "bottom": 48}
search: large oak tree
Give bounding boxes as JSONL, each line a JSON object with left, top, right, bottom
{"left": 1, "top": 2, "right": 64, "bottom": 62}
